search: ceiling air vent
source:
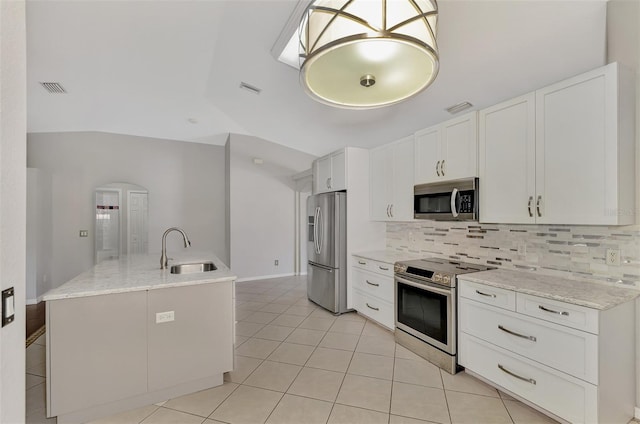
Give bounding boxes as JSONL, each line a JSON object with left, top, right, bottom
{"left": 239, "top": 82, "right": 261, "bottom": 95}
{"left": 40, "top": 82, "right": 67, "bottom": 94}
{"left": 445, "top": 101, "right": 473, "bottom": 115}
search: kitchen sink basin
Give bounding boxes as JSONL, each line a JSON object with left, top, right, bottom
{"left": 170, "top": 261, "right": 217, "bottom": 274}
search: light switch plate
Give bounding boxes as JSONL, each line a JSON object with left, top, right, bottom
{"left": 79, "top": 230, "right": 89, "bottom": 237}
{"left": 156, "top": 311, "right": 175, "bottom": 324}
{"left": 2, "top": 287, "right": 15, "bottom": 327}
{"left": 606, "top": 249, "right": 621, "bottom": 266}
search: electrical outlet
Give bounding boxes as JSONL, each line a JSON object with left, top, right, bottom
{"left": 606, "top": 249, "right": 621, "bottom": 266}
{"left": 517, "top": 242, "right": 527, "bottom": 256}
{"left": 79, "top": 230, "right": 88, "bottom": 237}
{"left": 274, "top": 259, "right": 279, "bottom": 266}
{"left": 155, "top": 311, "right": 175, "bottom": 324}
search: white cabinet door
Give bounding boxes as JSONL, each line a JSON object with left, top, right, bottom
{"left": 414, "top": 125, "right": 441, "bottom": 184}
{"left": 390, "top": 136, "right": 415, "bottom": 221}
{"left": 370, "top": 144, "right": 393, "bottom": 220}
{"left": 314, "top": 156, "right": 332, "bottom": 194}
{"left": 330, "top": 150, "right": 346, "bottom": 191}
{"left": 479, "top": 93, "right": 536, "bottom": 224}
{"left": 441, "top": 112, "right": 478, "bottom": 180}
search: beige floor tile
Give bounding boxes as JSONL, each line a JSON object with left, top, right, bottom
{"left": 285, "top": 305, "right": 316, "bottom": 316}
{"left": 26, "top": 382, "right": 46, "bottom": 413}
{"left": 329, "top": 319, "right": 365, "bottom": 335}
{"left": 26, "top": 373, "right": 45, "bottom": 390}
{"left": 89, "top": 404, "right": 160, "bottom": 423}
{"left": 389, "top": 414, "right": 435, "bottom": 424}
{"left": 294, "top": 298, "right": 317, "bottom": 307}
{"left": 34, "top": 334, "right": 46, "bottom": 346}
{"left": 210, "top": 385, "right": 283, "bottom": 424}
{"left": 224, "top": 355, "right": 263, "bottom": 383}
{"left": 162, "top": 383, "right": 238, "bottom": 417}
{"left": 234, "top": 335, "right": 249, "bottom": 348}
{"left": 395, "top": 344, "right": 424, "bottom": 361}
{"left": 306, "top": 347, "right": 354, "bottom": 373}
{"left": 441, "top": 370, "right": 499, "bottom": 397}
{"left": 336, "top": 374, "right": 392, "bottom": 413}
{"left": 308, "top": 308, "right": 338, "bottom": 319}
{"left": 140, "top": 407, "right": 204, "bottom": 424}
{"left": 26, "top": 360, "right": 47, "bottom": 378}
{"left": 253, "top": 325, "right": 295, "bottom": 342}
{"left": 347, "top": 352, "right": 394, "bottom": 380}
{"left": 336, "top": 312, "right": 366, "bottom": 323}
{"left": 266, "top": 394, "right": 333, "bottom": 424}
{"left": 244, "top": 311, "right": 280, "bottom": 324}
{"left": 318, "top": 332, "right": 360, "bottom": 351}
{"left": 499, "top": 390, "right": 517, "bottom": 401}
{"left": 270, "top": 314, "right": 306, "bottom": 328}
{"left": 267, "top": 342, "right": 315, "bottom": 366}
{"left": 244, "top": 360, "right": 302, "bottom": 392}
{"left": 390, "top": 382, "right": 450, "bottom": 424}
{"left": 235, "top": 309, "right": 253, "bottom": 321}
{"left": 361, "top": 320, "right": 394, "bottom": 339}
{"left": 259, "top": 303, "right": 291, "bottom": 314}
{"left": 446, "top": 391, "right": 512, "bottom": 424}
{"left": 328, "top": 404, "right": 389, "bottom": 424}
{"left": 26, "top": 344, "right": 46, "bottom": 368}
{"left": 503, "top": 400, "right": 559, "bottom": 424}
{"left": 394, "top": 357, "right": 443, "bottom": 388}
{"left": 235, "top": 338, "right": 281, "bottom": 359}
{"left": 355, "top": 335, "right": 396, "bottom": 357}
{"left": 235, "top": 321, "right": 265, "bottom": 337}
{"left": 25, "top": 407, "right": 56, "bottom": 424}
{"left": 236, "top": 301, "right": 268, "bottom": 311}
{"left": 287, "top": 367, "right": 345, "bottom": 402}
{"left": 299, "top": 316, "right": 336, "bottom": 331}
{"left": 284, "top": 328, "right": 326, "bottom": 346}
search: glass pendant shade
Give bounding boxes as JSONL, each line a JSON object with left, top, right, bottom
{"left": 299, "top": 0, "right": 439, "bottom": 109}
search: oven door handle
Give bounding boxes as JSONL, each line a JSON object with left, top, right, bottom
{"left": 395, "top": 275, "right": 453, "bottom": 296}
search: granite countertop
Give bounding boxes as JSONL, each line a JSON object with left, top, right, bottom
{"left": 460, "top": 268, "right": 640, "bottom": 310}
{"left": 42, "top": 251, "right": 236, "bottom": 301}
{"left": 353, "top": 250, "right": 424, "bottom": 265}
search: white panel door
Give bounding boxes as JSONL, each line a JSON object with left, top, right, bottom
{"left": 479, "top": 93, "right": 536, "bottom": 224}
{"left": 128, "top": 191, "right": 148, "bottom": 254}
{"left": 390, "top": 136, "right": 415, "bottom": 221}
{"left": 536, "top": 67, "right": 609, "bottom": 224}
{"left": 441, "top": 112, "right": 478, "bottom": 180}
{"left": 414, "top": 125, "right": 441, "bottom": 184}
{"left": 330, "top": 150, "right": 346, "bottom": 191}
{"left": 370, "top": 145, "right": 392, "bottom": 221}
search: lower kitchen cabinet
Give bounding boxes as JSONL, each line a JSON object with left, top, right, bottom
{"left": 351, "top": 255, "right": 395, "bottom": 329}
{"left": 458, "top": 278, "right": 636, "bottom": 423}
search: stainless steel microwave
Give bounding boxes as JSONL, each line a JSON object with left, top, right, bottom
{"left": 414, "top": 177, "right": 479, "bottom": 221}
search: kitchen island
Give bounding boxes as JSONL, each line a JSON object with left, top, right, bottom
{"left": 42, "top": 252, "right": 236, "bottom": 424}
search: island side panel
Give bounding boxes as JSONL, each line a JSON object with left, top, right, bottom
{"left": 147, "top": 281, "right": 234, "bottom": 392}
{"left": 47, "top": 291, "right": 148, "bottom": 418}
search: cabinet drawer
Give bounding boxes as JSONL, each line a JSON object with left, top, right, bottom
{"left": 353, "top": 288, "right": 394, "bottom": 330}
{"left": 459, "top": 335, "right": 597, "bottom": 424}
{"left": 352, "top": 256, "right": 394, "bottom": 277}
{"left": 352, "top": 268, "right": 393, "bottom": 303}
{"left": 459, "top": 280, "right": 516, "bottom": 311}
{"left": 516, "top": 293, "right": 599, "bottom": 334}
{"left": 459, "top": 298, "right": 598, "bottom": 384}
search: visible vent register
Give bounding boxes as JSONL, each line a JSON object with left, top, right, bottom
{"left": 40, "top": 82, "right": 67, "bottom": 94}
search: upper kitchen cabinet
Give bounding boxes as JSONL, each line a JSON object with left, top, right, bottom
{"left": 415, "top": 111, "right": 478, "bottom": 184}
{"left": 370, "top": 136, "right": 414, "bottom": 221}
{"left": 479, "top": 62, "right": 635, "bottom": 225}
{"left": 313, "top": 149, "right": 346, "bottom": 193}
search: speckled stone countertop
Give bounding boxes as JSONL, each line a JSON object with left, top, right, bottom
{"left": 353, "top": 250, "right": 424, "bottom": 265}
{"left": 460, "top": 268, "right": 640, "bottom": 310}
{"left": 42, "top": 251, "right": 236, "bottom": 301}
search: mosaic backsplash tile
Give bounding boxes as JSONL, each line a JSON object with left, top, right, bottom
{"left": 386, "top": 222, "right": 640, "bottom": 290}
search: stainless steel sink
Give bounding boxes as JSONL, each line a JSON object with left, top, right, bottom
{"left": 170, "top": 261, "right": 217, "bottom": 274}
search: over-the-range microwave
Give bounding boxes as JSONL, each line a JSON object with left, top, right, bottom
{"left": 414, "top": 177, "right": 479, "bottom": 221}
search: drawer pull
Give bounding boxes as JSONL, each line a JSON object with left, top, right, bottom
{"left": 379, "top": 266, "right": 389, "bottom": 271}
{"left": 358, "top": 261, "right": 366, "bottom": 265}
{"left": 366, "top": 303, "right": 379, "bottom": 311}
{"left": 498, "top": 325, "right": 537, "bottom": 342}
{"left": 475, "top": 290, "right": 496, "bottom": 298}
{"left": 366, "top": 280, "right": 380, "bottom": 287}
{"left": 498, "top": 364, "right": 536, "bottom": 385}
{"left": 538, "top": 305, "right": 569, "bottom": 316}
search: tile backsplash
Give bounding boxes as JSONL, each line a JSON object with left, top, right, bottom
{"left": 387, "top": 222, "right": 640, "bottom": 290}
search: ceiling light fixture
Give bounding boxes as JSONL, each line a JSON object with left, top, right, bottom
{"left": 298, "top": 0, "right": 439, "bottom": 109}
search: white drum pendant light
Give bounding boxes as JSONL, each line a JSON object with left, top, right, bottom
{"left": 299, "top": 0, "right": 439, "bottom": 109}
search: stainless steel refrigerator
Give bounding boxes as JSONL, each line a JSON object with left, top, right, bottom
{"left": 307, "top": 192, "right": 348, "bottom": 314}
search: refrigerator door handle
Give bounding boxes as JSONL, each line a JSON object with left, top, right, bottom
{"left": 309, "top": 261, "right": 334, "bottom": 272}
{"left": 314, "top": 207, "right": 320, "bottom": 254}
{"left": 317, "top": 207, "right": 323, "bottom": 254}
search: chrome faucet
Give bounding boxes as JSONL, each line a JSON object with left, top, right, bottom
{"left": 160, "top": 227, "right": 191, "bottom": 269}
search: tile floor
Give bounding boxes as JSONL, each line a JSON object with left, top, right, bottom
{"left": 26, "top": 275, "right": 561, "bottom": 424}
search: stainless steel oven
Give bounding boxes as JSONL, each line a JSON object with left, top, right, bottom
{"left": 414, "top": 177, "right": 479, "bottom": 221}
{"left": 394, "top": 258, "right": 492, "bottom": 374}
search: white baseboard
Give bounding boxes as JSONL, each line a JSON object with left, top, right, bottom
{"left": 635, "top": 406, "right": 640, "bottom": 419}
{"left": 236, "top": 272, "right": 295, "bottom": 282}
{"left": 26, "top": 298, "right": 38, "bottom": 305}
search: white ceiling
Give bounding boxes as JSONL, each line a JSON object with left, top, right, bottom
{"left": 26, "top": 0, "right": 607, "bottom": 156}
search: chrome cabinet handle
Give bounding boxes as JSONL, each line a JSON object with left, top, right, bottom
{"left": 527, "top": 196, "right": 533, "bottom": 217}
{"left": 498, "top": 325, "right": 537, "bottom": 342}
{"left": 389, "top": 204, "right": 394, "bottom": 218}
{"left": 366, "top": 280, "right": 379, "bottom": 287}
{"left": 441, "top": 160, "right": 445, "bottom": 176}
{"left": 379, "top": 266, "right": 389, "bottom": 271}
{"left": 498, "top": 364, "right": 536, "bottom": 385}
{"left": 386, "top": 204, "right": 390, "bottom": 218}
{"left": 436, "top": 160, "right": 441, "bottom": 176}
{"left": 358, "top": 261, "right": 366, "bottom": 265}
{"left": 536, "top": 195, "right": 542, "bottom": 217}
{"left": 326, "top": 177, "right": 332, "bottom": 189}
{"left": 538, "top": 305, "right": 569, "bottom": 316}
{"left": 366, "top": 303, "right": 379, "bottom": 311}
{"left": 475, "top": 289, "right": 496, "bottom": 298}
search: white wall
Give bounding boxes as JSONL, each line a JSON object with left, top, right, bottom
{"left": 27, "top": 132, "right": 227, "bottom": 294}
{"left": 227, "top": 134, "right": 315, "bottom": 280}
{"left": 0, "top": 0, "right": 27, "bottom": 421}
